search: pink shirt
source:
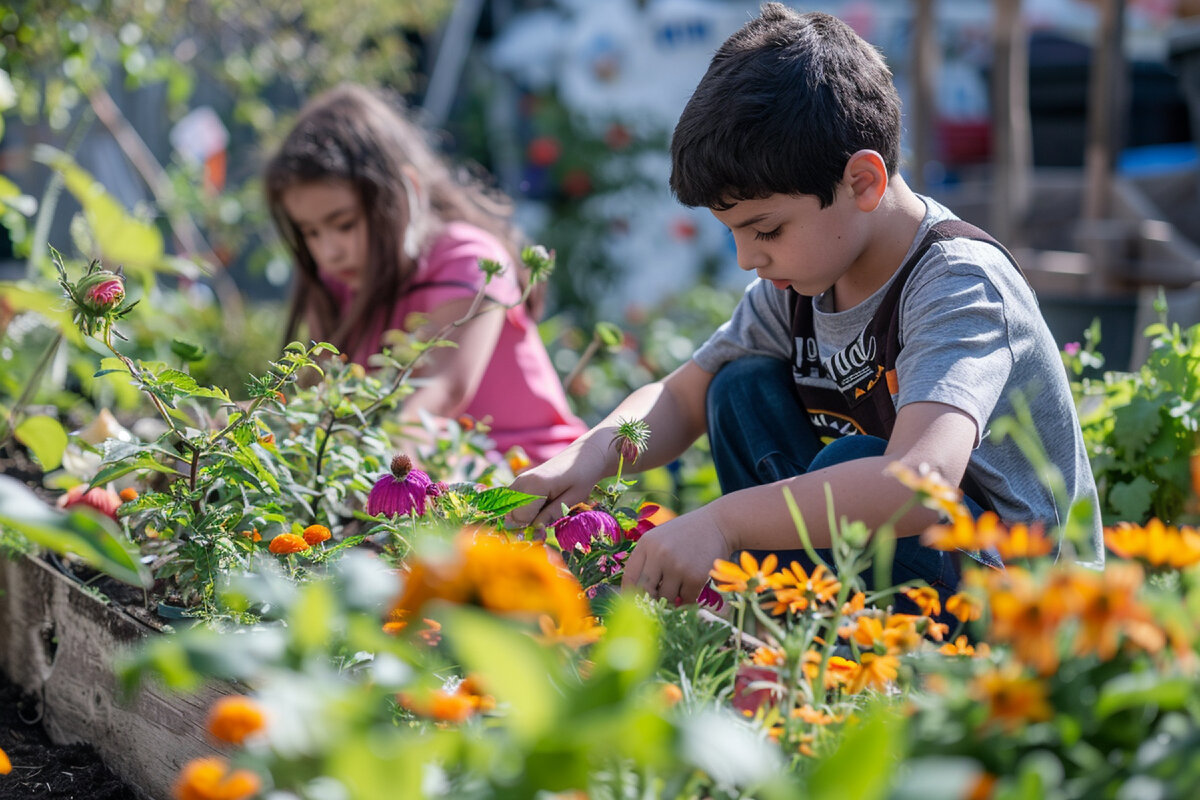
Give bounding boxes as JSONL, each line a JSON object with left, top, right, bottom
{"left": 325, "top": 222, "right": 586, "bottom": 464}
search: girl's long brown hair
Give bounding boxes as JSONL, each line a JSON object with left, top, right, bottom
{"left": 264, "top": 84, "right": 541, "bottom": 356}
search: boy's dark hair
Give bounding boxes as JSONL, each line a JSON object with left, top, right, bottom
{"left": 670, "top": 3, "right": 901, "bottom": 210}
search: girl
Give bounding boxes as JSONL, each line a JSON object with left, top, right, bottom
{"left": 264, "top": 84, "right": 586, "bottom": 464}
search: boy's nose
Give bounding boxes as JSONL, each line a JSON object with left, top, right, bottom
{"left": 737, "top": 247, "right": 767, "bottom": 271}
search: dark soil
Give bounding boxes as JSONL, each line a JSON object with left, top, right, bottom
{"left": 0, "top": 670, "right": 141, "bottom": 800}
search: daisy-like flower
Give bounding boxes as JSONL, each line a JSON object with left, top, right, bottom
{"left": 240, "top": 528, "right": 262, "bottom": 543}
{"left": 173, "top": 757, "right": 260, "bottom": 800}
{"left": 923, "top": 510, "right": 1003, "bottom": 552}
{"left": 367, "top": 454, "right": 432, "bottom": 517}
{"left": 848, "top": 652, "right": 899, "bottom": 693}
{"left": 904, "top": 586, "right": 942, "bottom": 618}
{"left": 551, "top": 502, "right": 620, "bottom": 553}
{"left": 769, "top": 561, "right": 841, "bottom": 615}
{"left": 945, "top": 591, "right": 983, "bottom": 622}
{"left": 1105, "top": 519, "right": 1200, "bottom": 569}
{"left": 939, "top": 635, "right": 981, "bottom": 657}
{"left": 302, "top": 524, "right": 331, "bottom": 545}
{"left": 709, "top": 551, "right": 779, "bottom": 594}
{"left": 268, "top": 533, "right": 310, "bottom": 555}
{"left": 885, "top": 461, "right": 967, "bottom": 519}
{"left": 205, "top": 696, "right": 267, "bottom": 745}
{"left": 994, "top": 521, "right": 1053, "bottom": 561}
{"left": 972, "top": 665, "right": 1053, "bottom": 731}
{"left": 792, "top": 704, "right": 842, "bottom": 725}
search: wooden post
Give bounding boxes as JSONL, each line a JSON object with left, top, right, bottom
{"left": 990, "top": 0, "right": 1032, "bottom": 248}
{"left": 910, "top": 0, "right": 939, "bottom": 194}
{"left": 1082, "top": 0, "right": 1128, "bottom": 223}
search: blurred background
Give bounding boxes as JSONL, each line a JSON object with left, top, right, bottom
{"left": 2, "top": 0, "right": 1199, "bottom": 416}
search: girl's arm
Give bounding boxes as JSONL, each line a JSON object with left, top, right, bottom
{"left": 400, "top": 295, "right": 505, "bottom": 419}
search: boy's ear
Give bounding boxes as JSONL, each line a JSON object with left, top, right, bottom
{"left": 843, "top": 150, "right": 888, "bottom": 212}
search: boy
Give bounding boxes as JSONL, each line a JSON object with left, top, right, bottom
{"left": 510, "top": 4, "right": 1102, "bottom": 607}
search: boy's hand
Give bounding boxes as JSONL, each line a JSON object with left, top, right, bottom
{"left": 621, "top": 507, "right": 732, "bottom": 604}
{"left": 507, "top": 438, "right": 610, "bottom": 529}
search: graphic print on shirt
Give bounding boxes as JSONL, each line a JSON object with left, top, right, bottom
{"left": 825, "top": 329, "right": 886, "bottom": 404}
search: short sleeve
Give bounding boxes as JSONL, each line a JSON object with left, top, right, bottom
{"left": 692, "top": 279, "right": 793, "bottom": 373}
{"left": 895, "top": 241, "right": 1019, "bottom": 442}
{"left": 410, "top": 222, "right": 522, "bottom": 310}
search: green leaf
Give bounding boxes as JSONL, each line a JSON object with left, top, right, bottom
{"left": 14, "top": 415, "right": 67, "bottom": 471}
{"left": 35, "top": 145, "right": 164, "bottom": 272}
{"left": 595, "top": 321, "right": 624, "bottom": 350}
{"left": 1111, "top": 397, "right": 1161, "bottom": 456}
{"left": 807, "top": 702, "right": 905, "bottom": 800}
{"left": 1095, "top": 672, "right": 1192, "bottom": 719}
{"left": 0, "top": 475, "right": 148, "bottom": 587}
{"left": 472, "top": 487, "right": 540, "bottom": 518}
{"left": 1109, "top": 476, "right": 1156, "bottom": 523}
{"left": 92, "top": 452, "right": 182, "bottom": 486}
{"left": 0, "top": 175, "right": 36, "bottom": 216}
{"left": 443, "top": 605, "right": 561, "bottom": 744}
{"left": 170, "top": 338, "right": 208, "bottom": 363}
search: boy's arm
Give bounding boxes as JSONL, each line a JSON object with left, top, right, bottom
{"left": 508, "top": 359, "right": 713, "bottom": 529}
{"left": 621, "top": 400, "right": 977, "bottom": 603}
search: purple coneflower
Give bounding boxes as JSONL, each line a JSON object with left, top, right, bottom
{"left": 367, "top": 454, "right": 432, "bottom": 517}
{"left": 551, "top": 502, "right": 619, "bottom": 553}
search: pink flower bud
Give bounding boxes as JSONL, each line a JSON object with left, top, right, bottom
{"left": 77, "top": 271, "right": 126, "bottom": 313}
{"left": 367, "top": 454, "right": 432, "bottom": 517}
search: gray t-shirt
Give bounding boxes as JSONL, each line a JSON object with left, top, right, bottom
{"left": 693, "top": 196, "right": 1103, "bottom": 567}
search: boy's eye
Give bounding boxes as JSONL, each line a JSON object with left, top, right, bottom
{"left": 337, "top": 219, "right": 358, "bottom": 232}
{"left": 754, "top": 227, "right": 781, "bottom": 242}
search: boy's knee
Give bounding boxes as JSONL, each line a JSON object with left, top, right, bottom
{"left": 708, "top": 356, "right": 791, "bottom": 405}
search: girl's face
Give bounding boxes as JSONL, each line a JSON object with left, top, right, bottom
{"left": 281, "top": 180, "right": 369, "bottom": 290}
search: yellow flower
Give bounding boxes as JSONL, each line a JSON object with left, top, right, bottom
{"left": 205, "top": 696, "right": 267, "bottom": 745}
{"left": 302, "top": 524, "right": 332, "bottom": 545}
{"left": 709, "top": 551, "right": 778, "bottom": 594}
{"left": 841, "top": 615, "right": 885, "bottom": 650}
{"left": 792, "top": 704, "right": 842, "bottom": 725}
{"left": 173, "top": 757, "right": 260, "bottom": 800}
{"left": 972, "top": 665, "right": 1053, "bottom": 731}
{"left": 945, "top": 592, "right": 983, "bottom": 622}
{"left": 884, "top": 461, "right": 967, "bottom": 519}
{"left": 848, "top": 652, "right": 899, "bottom": 693}
{"left": 883, "top": 614, "right": 925, "bottom": 654}
{"left": 904, "top": 586, "right": 942, "bottom": 618}
{"left": 1105, "top": 519, "right": 1200, "bottom": 569}
{"left": 751, "top": 646, "right": 786, "bottom": 667}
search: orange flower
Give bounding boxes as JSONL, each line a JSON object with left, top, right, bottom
{"left": 994, "top": 521, "right": 1053, "bottom": 561}
{"left": 882, "top": 614, "right": 924, "bottom": 654}
{"left": 972, "top": 666, "right": 1052, "bottom": 731}
{"left": 419, "top": 618, "right": 442, "bottom": 646}
{"left": 1069, "top": 562, "right": 1164, "bottom": 661}
{"left": 239, "top": 528, "right": 262, "bottom": 542}
{"left": 258, "top": 433, "right": 275, "bottom": 446}
{"left": 965, "top": 772, "right": 997, "bottom": 800}
{"left": 0, "top": 746, "right": 9, "bottom": 774}
{"left": 923, "top": 511, "right": 1002, "bottom": 552}
{"left": 119, "top": 487, "right": 139, "bottom": 502}
{"left": 1104, "top": 520, "right": 1200, "bottom": 569}
{"left": 841, "top": 615, "right": 885, "bottom": 650}
{"left": 173, "top": 757, "right": 260, "bottom": 800}
{"left": 792, "top": 704, "right": 842, "bottom": 725}
{"left": 507, "top": 446, "right": 532, "bottom": 475}
{"left": 848, "top": 652, "right": 899, "bottom": 693}
{"left": 824, "top": 655, "right": 859, "bottom": 689}
{"left": 841, "top": 591, "right": 866, "bottom": 616}
{"left": 205, "top": 696, "right": 266, "bottom": 745}
{"left": 939, "top": 635, "right": 978, "bottom": 657}
{"left": 885, "top": 461, "right": 967, "bottom": 519}
{"left": 302, "top": 524, "right": 331, "bottom": 545}
{"left": 661, "top": 683, "right": 684, "bottom": 707}
{"left": 752, "top": 645, "right": 786, "bottom": 667}
{"left": 400, "top": 676, "right": 494, "bottom": 722}
{"left": 709, "top": 551, "right": 778, "bottom": 594}
{"left": 904, "top": 586, "right": 942, "bottom": 618}
{"left": 945, "top": 592, "right": 983, "bottom": 622}
{"left": 268, "top": 533, "right": 310, "bottom": 554}
{"left": 769, "top": 561, "right": 841, "bottom": 615}
{"left": 985, "top": 567, "right": 1066, "bottom": 674}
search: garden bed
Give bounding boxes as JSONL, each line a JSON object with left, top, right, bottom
{"left": 0, "top": 554, "right": 229, "bottom": 800}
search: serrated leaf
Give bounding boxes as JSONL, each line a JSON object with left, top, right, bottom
{"left": 471, "top": 487, "right": 540, "bottom": 517}
{"left": 1111, "top": 396, "right": 1161, "bottom": 455}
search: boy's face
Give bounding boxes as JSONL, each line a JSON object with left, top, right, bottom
{"left": 282, "top": 179, "right": 369, "bottom": 291}
{"left": 711, "top": 190, "right": 861, "bottom": 296}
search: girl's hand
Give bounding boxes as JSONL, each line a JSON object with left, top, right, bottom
{"left": 620, "top": 506, "right": 732, "bottom": 604}
{"left": 507, "top": 437, "right": 611, "bottom": 530}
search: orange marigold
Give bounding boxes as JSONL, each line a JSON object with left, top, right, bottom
{"left": 240, "top": 528, "right": 262, "bottom": 542}
{"left": 268, "top": 533, "right": 310, "bottom": 554}
{"left": 173, "top": 757, "right": 260, "bottom": 800}
{"left": 302, "top": 524, "right": 331, "bottom": 545}
{"left": 205, "top": 696, "right": 266, "bottom": 745}
{"left": 119, "top": 487, "right": 139, "bottom": 502}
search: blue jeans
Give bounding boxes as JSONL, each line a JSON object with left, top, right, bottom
{"left": 706, "top": 356, "right": 976, "bottom": 621}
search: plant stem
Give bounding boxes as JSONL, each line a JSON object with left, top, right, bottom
{"left": 562, "top": 335, "right": 601, "bottom": 396}
{"left": 0, "top": 331, "right": 63, "bottom": 447}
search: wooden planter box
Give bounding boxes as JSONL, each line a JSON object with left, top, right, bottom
{"left": 0, "top": 554, "right": 227, "bottom": 800}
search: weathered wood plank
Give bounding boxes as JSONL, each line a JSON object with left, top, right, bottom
{"left": 0, "top": 555, "right": 229, "bottom": 800}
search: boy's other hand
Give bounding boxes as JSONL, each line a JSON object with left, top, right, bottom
{"left": 621, "top": 507, "right": 732, "bottom": 605}
{"left": 506, "top": 438, "right": 610, "bottom": 529}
